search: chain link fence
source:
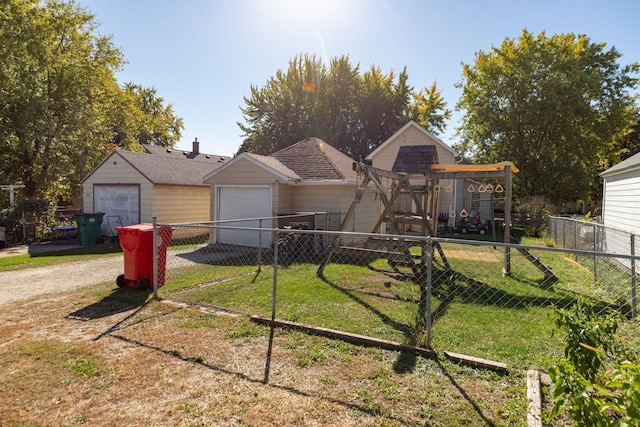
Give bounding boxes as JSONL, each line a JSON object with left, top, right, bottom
{"left": 150, "top": 217, "right": 638, "bottom": 371}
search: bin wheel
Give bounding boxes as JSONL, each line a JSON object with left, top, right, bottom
{"left": 136, "top": 277, "right": 151, "bottom": 290}
{"left": 116, "top": 274, "right": 126, "bottom": 288}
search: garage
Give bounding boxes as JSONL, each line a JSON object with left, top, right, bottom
{"left": 94, "top": 184, "right": 140, "bottom": 236}
{"left": 216, "top": 186, "right": 273, "bottom": 248}
{"left": 82, "top": 150, "right": 226, "bottom": 240}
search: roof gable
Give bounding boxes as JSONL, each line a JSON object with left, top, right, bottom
{"left": 81, "top": 150, "right": 223, "bottom": 186}
{"left": 203, "top": 152, "right": 301, "bottom": 182}
{"left": 365, "top": 120, "right": 458, "bottom": 161}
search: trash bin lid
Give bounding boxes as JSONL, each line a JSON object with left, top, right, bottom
{"left": 115, "top": 224, "right": 153, "bottom": 233}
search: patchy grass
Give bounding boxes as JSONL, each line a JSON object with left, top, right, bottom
{"left": 0, "top": 243, "right": 122, "bottom": 271}
{"left": 1, "top": 237, "right": 638, "bottom": 425}
{"left": 0, "top": 284, "right": 533, "bottom": 426}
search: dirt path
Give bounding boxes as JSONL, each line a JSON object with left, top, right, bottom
{"left": 0, "top": 256, "right": 124, "bottom": 305}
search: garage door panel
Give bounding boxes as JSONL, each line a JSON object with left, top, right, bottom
{"left": 94, "top": 185, "right": 140, "bottom": 236}
{"left": 217, "top": 187, "right": 272, "bottom": 248}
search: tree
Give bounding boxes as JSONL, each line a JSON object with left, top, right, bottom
{"left": 0, "top": 0, "right": 183, "bottom": 203}
{"left": 455, "top": 30, "right": 639, "bottom": 204}
{"left": 613, "top": 112, "right": 640, "bottom": 162}
{"left": 238, "top": 53, "right": 451, "bottom": 159}
{"left": 408, "top": 81, "right": 452, "bottom": 136}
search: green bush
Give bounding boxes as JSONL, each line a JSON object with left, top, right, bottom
{"left": 549, "top": 300, "right": 640, "bottom": 425}
{"left": 16, "top": 197, "right": 56, "bottom": 243}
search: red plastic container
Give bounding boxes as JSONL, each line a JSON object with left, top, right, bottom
{"left": 115, "top": 224, "right": 173, "bottom": 290}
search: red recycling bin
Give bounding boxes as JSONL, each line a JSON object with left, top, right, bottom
{"left": 115, "top": 224, "right": 173, "bottom": 290}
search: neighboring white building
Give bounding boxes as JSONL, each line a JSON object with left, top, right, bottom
{"left": 600, "top": 152, "right": 640, "bottom": 261}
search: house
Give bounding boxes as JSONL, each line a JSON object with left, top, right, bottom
{"left": 366, "top": 121, "right": 491, "bottom": 231}
{"left": 80, "top": 140, "right": 228, "bottom": 237}
{"left": 600, "top": 152, "right": 640, "bottom": 260}
{"left": 203, "top": 138, "right": 381, "bottom": 248}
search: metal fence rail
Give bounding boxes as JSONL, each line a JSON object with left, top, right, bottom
{"left": 152, "top": 218, "right": 638, "bottom": 371}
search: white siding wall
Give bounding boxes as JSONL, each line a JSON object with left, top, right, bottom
{"left": 602, "top": 170, "right": 640, "bottom": 263}
{"left": 603, "top": 171, "right": 640, "bottom": 234}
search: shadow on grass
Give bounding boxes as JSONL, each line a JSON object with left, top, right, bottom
{"left": 429, "top": 266, "right": 632, "bottom": 322}
{"left": 101, "top": 319, "right": 416, "bottom": 425}
{"left": 67, "top": 287, "right": 151, "bottom": 321}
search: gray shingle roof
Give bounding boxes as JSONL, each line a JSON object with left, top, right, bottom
{"left": 244, "top": 153, "right": 302, "bottom": 180}
{"left": 392, "top": 145, "right": 439, "bottom": 173}
{"left": 115, "top": 150, "right": 223, "bottom": 185}
{"left": 271, "top": 138, "right": 357, "bottom": 181}
{"left": 142, "top": 144, "right": 230, "bottom": 163}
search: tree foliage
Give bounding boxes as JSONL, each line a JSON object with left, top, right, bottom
{"left": 112, "top": 83, "right": 184, "bottom": 151}
{"left": 455, "top": 30, "right": 639, "bottom": 203}
{"left": 0, "top": 0, "right": 183, "bottom": 203}
{"left": 238, "top": 54, "right": 451, "bottom": 160}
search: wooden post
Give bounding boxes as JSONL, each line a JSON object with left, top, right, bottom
{"left": 503, "top": 165, "right": 512, "bottom": 277}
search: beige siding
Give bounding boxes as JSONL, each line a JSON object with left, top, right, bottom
{"left": 290, "top": 184, "right": 351, "bottom": 213}
{"left": 82, "top": 154, "right": 153, "bottom": 215}
{"left": 205, "top": 158, "right": 283, "bottom": 185}
{"left": 290, "top": 184, "right": 382, "bottom": 239}
{"left": 152, "top": 185, "right": 210, "bottom": 224}
{"left": 276, "top": 182, "right": 295, "bottom": 213}
{"left": 368, "top": 126, "right": 460, "bottom": 226}
{"left": 370, "top": 126, "right": 456, "bottom": 171}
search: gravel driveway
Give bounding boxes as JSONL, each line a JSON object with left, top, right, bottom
{"left": 0, "top": 243, "right": 250, "bottom": 306}
{"left": 0, "top": 255, "right": 124, "bottom": 306}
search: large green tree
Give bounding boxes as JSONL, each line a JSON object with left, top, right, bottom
{"left": 111, "top": 83, "right": 184, "bottom": 151}
{"left": 238, "top": 54, "right": 450, "bottom": 160}
{"left": 455, "top": 30, "right": 639, "bottom": 203}
{"left": 0, "top": 0, "right": 183, "bottom": 203}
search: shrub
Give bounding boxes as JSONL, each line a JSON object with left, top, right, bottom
{"left": 16, "top": 198, "right": 56, "bottom": 243}
{"left": 549, "top": 300, "right": 640, "bottom": 425}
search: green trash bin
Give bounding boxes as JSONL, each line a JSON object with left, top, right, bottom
{"left": 75, "top": 213, "right": 105, "bottom": 246}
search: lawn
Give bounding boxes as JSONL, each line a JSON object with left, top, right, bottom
{"left": 1, "top": 236, "right": 637, "bottom": 425}
{"left": 160, "top": 237, "right": 639, "bottom": 373}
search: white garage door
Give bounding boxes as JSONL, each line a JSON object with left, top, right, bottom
{"left": 94, "top": 185, "right": 140, "bottom": 236}
{"left": 217, "top": 186, "right": 272, "bottom": 248}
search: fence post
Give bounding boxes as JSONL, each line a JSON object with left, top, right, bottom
{"left": 631, "top": 235, "right": 637, "bottom": 318}
{"left": 271, "top": 229, "right": 279, "bottom": 321}
{"left": 425, "top": 239, "right": 433, "bottom": 348}
{"left": 593, "top": 223, "right": 597, "bottom": 283}
{"left": 152, "top": 217, "right": 159, "bottom": 299}
{"left": 258, "top": 219, "right": 263, "bottom": 272}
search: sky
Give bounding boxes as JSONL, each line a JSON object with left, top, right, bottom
{"left": 78, "top": 0, "right": 640, "bottom": 157}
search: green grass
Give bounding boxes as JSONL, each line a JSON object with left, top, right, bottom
{"left": 0, "top": 243, "right": 122, "bottom": 271}
{"left": 159, "top": 239, "right": 639, "bottom": 372}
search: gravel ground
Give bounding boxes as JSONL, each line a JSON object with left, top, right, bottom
{"left": 0, "top": 242, "right": 246, "bottom": 306}
{"left": 0, "top": 255, "right": 124, "bottom": 306}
